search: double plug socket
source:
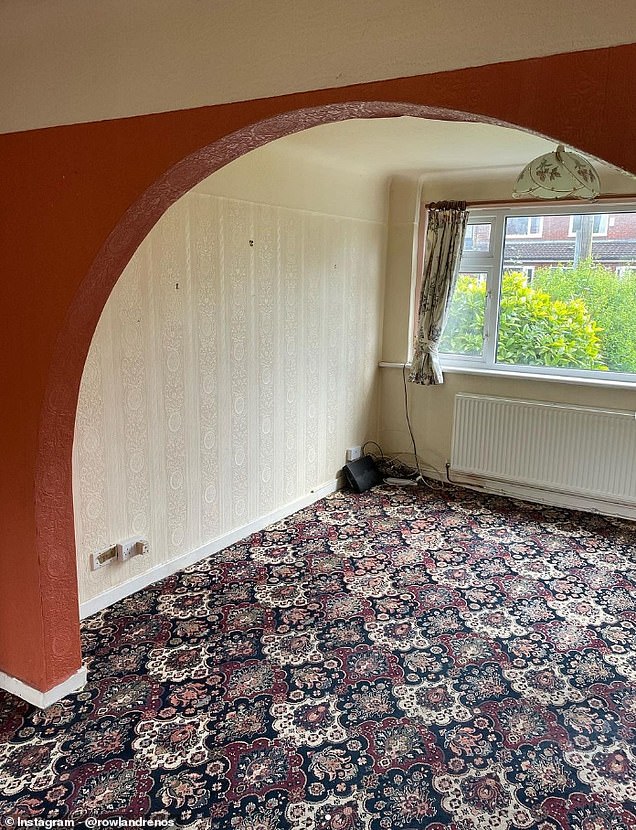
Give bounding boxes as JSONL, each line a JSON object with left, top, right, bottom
{"left": 90, "top": 537, "right": 149, "bottom": 571}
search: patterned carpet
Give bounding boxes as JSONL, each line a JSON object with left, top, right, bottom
{"left": 1, "top": 484, "right": 636, "bottom": 829}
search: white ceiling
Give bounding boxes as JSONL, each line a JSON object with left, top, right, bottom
{"left": 271, "top": 118, "right": 558, "bottom": 176}
{"left": 2, "top": 0, "right": 636, "bottom": 134}
{"left": 238, "top": 118, "right": 632, "bottom": 182}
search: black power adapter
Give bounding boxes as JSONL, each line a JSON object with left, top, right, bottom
{"left": 343, "top": 455, "right": 382, "bottom": 493}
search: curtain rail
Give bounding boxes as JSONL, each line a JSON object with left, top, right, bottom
{"left": 425, "top": 194, "right": 636, "bottom": 210}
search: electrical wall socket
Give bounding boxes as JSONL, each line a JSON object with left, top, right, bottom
{"left": 346, "top": 446, "right": 362, "bottom": 462}
{"left": 116, "top": 537, "right": 149, "bottom": 563}
{"left": 90, "top": 546, "right": 117, "bottom": 571}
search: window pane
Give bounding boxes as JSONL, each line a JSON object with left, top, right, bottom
{"left": 463, "top": 223, "right": 491, "bottom": 252}
{"left": 496, "top": 270, "right": 606, "bottom": 370}
{"left": 440, "top": 272, "right": 487, "bottom": 357}
{"left": 498, "top": 210, "right": 636, "bottom": 373}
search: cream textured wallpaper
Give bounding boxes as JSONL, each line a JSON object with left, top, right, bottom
{"left": 74, "top": 189, "right": 386, "bottom": 603}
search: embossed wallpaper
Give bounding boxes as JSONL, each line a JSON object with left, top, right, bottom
{"left": 73, "top": 162, "right": 387, "bottom": 605}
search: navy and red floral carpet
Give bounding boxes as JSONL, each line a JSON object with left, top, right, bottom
{"left": 1, "top": 484, "right": 635, "bottom": 828}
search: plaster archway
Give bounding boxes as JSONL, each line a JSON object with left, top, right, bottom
{"left": 31, "top": 93, "right": 630, "bottom": 697}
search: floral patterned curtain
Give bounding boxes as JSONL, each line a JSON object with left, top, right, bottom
{"left": 409, "top": 201, "right": 468, "bottom": 385}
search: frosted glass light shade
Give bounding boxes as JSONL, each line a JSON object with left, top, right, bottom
{"left": 513, "top": 145, "right": 600, "bottom": 200}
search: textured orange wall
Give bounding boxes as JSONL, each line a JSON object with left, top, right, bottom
{"left": 0, "top": 45, "right": 634, "bottom": 692}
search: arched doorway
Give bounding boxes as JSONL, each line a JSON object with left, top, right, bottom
{"left": 35, "top": 102, "right": 512, "bottom": 695}
{"left": 21, "top": 73, "right": 633, "bottom": 700}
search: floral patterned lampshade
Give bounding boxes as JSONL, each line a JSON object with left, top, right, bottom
{"left": 513, "top": 144, "right": 600, "bottom": 199}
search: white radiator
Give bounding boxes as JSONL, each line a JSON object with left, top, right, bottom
{"left": 451, "top": 394, "right": 636, "bottom": 511}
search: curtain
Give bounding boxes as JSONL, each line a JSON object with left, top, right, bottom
{"left": 409, "top": 201, "right": 468, "bottom": 385}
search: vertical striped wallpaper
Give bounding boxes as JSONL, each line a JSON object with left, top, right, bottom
{"left": 73, "top": 192, "right": 386, "bottom": 603}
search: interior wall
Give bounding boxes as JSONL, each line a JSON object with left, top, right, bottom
{"left": 381, "top": 175, "right": 422, "bottom": 364}
{"left": 379, "top": 168, "right": 636, "bottom": 482}
{"left": 381, "top": 370, "right": 636, "bottom": 482}
{"left": 3, "top": 48, "right": 635, "bottom": 694}
{"left": 73, "top": 147, "right": 387, "bottom": 605}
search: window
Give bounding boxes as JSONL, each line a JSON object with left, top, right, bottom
{"left": 505, "top": 215, "right": 543, "bottom": 237}
{"left": 462, "top": 222, "right": 492, "bottom": 252}
{"left": 440, "top": 272, "right": 489, "bottom": 357}
{"left": 568, "top": 214, "right": 609, "bottom": 237}
{"left": 617, "top": 265, "right": 636, "bottom": 278}
{"left": 440, "top": 205, "right": 636, "bottom": 381}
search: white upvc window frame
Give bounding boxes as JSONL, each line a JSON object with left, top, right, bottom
{"left": 442, "top": 213, "right": 503, "bottom": 368}
{"left": 440, "top": 202, "right": 636, "bottom": 384}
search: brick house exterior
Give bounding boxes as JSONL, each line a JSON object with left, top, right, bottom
{"left": 502, "top": 211, "right": 636, "bottom": 277}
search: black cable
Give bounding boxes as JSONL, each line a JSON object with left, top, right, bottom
{"left": 362, "top": 441, "right": 384, "bottom": 460}
{"left": 361, "top": 424, "right": 444, "bottom": 490}
{"left": 402, "top": 363, "right": 423, "bottom": 481}
{"left": 362, "top": 441, "right": 403, "bottom": 480}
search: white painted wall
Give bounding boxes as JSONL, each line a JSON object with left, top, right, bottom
{"left": 2, "top": 0, "right": 636, "bottom": 133}
{"left": 193, "top": 140, "right": 387, "bottom": 221}
{"left": 73, "top": 146, "right": 387, "bottom": 604}
{"left": 379, "top": 169, "right": 636, "bottom": 486}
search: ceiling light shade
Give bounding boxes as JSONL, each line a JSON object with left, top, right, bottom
{"left": 513, "top": 144, "right": 600, "bottom": 200}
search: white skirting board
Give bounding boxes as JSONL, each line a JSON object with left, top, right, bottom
{"left": 425, "top": 468, "right": 636, "bottom": 522}
{"left": 80, "top": 477, "right": 342, "bottom": 620}
{"left": 0, "top": 665, "right": 87, "bottom": 709}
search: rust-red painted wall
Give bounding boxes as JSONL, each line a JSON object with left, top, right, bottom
{"left": 1, "top": 45, "right": 634, "bottom": 693}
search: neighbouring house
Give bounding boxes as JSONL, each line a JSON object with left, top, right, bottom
{"left": 503, "top": 211, "right": 636, "bottom": 277}
{"left": 466, "top": 211, "right": 636, "bottom": 279}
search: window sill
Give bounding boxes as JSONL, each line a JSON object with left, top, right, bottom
{"left": 378, "top": 362, "right": 636, "bottom": 391}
